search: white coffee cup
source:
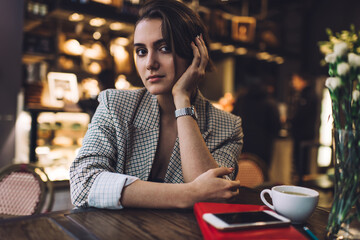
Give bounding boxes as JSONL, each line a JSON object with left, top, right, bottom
{"left": 260, "top": 185, "right": 319, "bottom": 224}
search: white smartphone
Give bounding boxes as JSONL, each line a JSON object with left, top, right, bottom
{"left": 202, "top": 210, "right": 291, "bottom": 231}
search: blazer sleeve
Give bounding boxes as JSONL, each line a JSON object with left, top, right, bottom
{"left": 211, "top": 115, "right": 243, "bottom": 180}
{"left": 69, "top": 90, "right": 131, "bottom": 208}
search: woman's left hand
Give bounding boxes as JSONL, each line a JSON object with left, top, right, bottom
{"left": 172, "top": 34, "right": 209, "bottom": 104}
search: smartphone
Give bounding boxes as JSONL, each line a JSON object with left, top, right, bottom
{"left": 202, "top": 210, "right": 291, "bottom": 231}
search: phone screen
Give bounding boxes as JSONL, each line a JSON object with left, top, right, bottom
{"left": 214, "top": 211, "right": 281, "bottom": 224}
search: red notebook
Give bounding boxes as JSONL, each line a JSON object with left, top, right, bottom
{"left": 194, "top": 202, "right": 307, "bottom": 240}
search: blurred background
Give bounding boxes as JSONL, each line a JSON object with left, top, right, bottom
{"left": 1, "top": 0, "right": 358, "bottom": 210}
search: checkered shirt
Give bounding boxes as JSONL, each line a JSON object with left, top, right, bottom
{"left": 70, "top": 88, "right": 243, "bottom": 208}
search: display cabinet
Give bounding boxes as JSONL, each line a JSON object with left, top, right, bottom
{"left": 27, "top": 109, "right": 89, "bottom": 181}
{"left": 22, "top": 0, "right": 142, "bottom": 180}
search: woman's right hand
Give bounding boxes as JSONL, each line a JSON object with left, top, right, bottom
{"left": 187, "top": 167, "right": 241, "bottom": 206}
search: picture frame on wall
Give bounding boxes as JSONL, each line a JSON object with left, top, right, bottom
{"left": 231, "top": 16, "right": 256, "bottom": 43}
{"left": 47, "top": 72, "right": 79, "bottom": 107}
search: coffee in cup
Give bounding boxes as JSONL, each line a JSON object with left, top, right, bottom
{"left": 260, "top": 185, "right": 319, "bottom": 224}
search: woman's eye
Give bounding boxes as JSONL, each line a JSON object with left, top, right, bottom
{"left": 136, "top": 48, "right": 147, "bottom": 56}
{"left": 160, "top": 45, "right": 171, "bottom": 53}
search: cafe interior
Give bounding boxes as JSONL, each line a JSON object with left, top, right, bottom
{"left": 0, "top": 0, "right": 359, "bottom": 237}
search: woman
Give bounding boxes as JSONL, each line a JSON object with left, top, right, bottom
{"left": 70, "top": 0, "right": 243, "bottom": 209}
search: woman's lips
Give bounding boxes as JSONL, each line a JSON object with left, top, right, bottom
{"left": 147, "top": 75, "right": 164, "bottom": 83}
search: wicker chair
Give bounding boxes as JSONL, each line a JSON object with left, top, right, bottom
{"left": 0, "top": 163, "right": 53, "bottom": 217}
{"left": 235, "top": 153, "right": 268, "bottom": 188}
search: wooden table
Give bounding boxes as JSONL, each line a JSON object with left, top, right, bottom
{"left": 0, "top": 187, "right": 330, "bottom": 240}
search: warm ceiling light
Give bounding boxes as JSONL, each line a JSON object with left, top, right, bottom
{"left": 81, "top": 78, "right": 100, "bottom": 98}
{"left": 113, "top": 37, "right": 129, "bottom": 46}
{"left": 88, "top": 62, "right": 102, "bottom": 75}
{"left": 109, "top": 22, "right": 125, "bottom": 31}
{"left": 275, "top": 56, "right": 284, "bottom": 64}
{"left": 93, "top": 31, "right": 101, "bottom": 40}
{"left": 63, "top": 39, "right": 84, "bottom": 56}
{"left": 91, "top": 0, "right": 112, "bottom": 4}
{"left": 221, "top": 45, "right": 235, "bottom": 53}
{"left": 69, "top": 13, "right": 84, "bottom": 22}
{"left": 236, "top": 47, "right": 247, "bottom": 55}
{"left": 115, "top": 75, "right": 131, "bottom": 90}
{"left": 89, "top": 18, "right": 106, "bottom": 27}
{"left": 210, "top": 42, "right": 222, "bottom": 51}
{"left": 256, "top": 52, "right": 271, "bottom": 60}
{"left": 110, "top": 45, "right": 127, "bottom": 59}
{"left": 83, "top": 43, "right": 107, "bottom": 60}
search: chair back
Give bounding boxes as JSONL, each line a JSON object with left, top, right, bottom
{"left": 0, "top": 163, "right": 53, "bottom": 216}
{"left": 235, "top": 153, "right": 268, "bottom": 188}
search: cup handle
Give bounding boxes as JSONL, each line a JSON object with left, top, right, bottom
{"left": 260, "top": 189, "right": 275, "bottom": 210}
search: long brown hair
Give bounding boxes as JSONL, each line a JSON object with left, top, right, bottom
{"left": 136, "top": 0, "right": 214, "bottom": 71}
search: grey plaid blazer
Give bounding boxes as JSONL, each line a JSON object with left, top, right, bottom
{"left": 70, "top": 88, "right": 243, "bottom": 207}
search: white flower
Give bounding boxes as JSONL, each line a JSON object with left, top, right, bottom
{"left": 334, "top": 42, "right": 348, "bottom": 57}
{"left": 337, "top": 62, "right": 350, "bottom": 75}
{"left": 325, "top": 77, "right": 342, "bottom": 91}
{"left": 325, "top": 53, "right": 337, "bottom": 63}
{"left": 353, "top": 90, "right": 360, "bottom": 101}
{"left": 348, "top": 53, "right": 360, "bottom": 67}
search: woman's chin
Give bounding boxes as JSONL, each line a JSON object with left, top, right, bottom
{"left": 146, "top": 86, "right": 172, "bottom": 96}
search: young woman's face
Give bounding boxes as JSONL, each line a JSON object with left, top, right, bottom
{"left": 134, "top": 18, "right": 188, "bottom": 95}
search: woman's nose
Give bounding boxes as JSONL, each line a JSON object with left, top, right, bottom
{"left": 146, "top": 52, "right": 159, "bottom": 70}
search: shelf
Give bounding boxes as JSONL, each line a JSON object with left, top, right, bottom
{"left": 22, "top": 52, "right": 56, "bottom": 63}
{"left": 23, "top": 17, "right": 44, "bottom": 32}
{"left": 26, "top": 104, "right": 84, "bottom": 113}
{"left": 55, "top": 0, "right": 139, "bottom": 24}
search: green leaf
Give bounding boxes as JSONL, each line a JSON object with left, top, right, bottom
{"left": 326, "top": 28, "right": 333, "bottom": 37}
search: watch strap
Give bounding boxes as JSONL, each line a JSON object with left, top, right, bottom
{"left": 175, "top": 106, "right": 198, "bottom": 120}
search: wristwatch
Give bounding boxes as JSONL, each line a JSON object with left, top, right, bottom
{"left": 175, "top": 105, "right": 198, "bottom": 120}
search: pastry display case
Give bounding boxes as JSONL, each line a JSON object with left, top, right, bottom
{"left": 31, "top": 111, "right": 90, "bottom": 181}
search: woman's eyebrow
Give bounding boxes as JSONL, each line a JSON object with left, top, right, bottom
{"left": 153, "top": 39, "right": 166, "bottom": 47}
{"left": 133, "top": 42, "right": 145, "bottom": 47}
{"left": 134, "top": 39, "right": 166, "bottom": 48}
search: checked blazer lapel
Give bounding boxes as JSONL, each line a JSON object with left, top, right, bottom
{"left": 195, "top": 91, "right": 212, "bottom": 140}
{"left": 124, "top": 91, "right": 160, "bottom": 181}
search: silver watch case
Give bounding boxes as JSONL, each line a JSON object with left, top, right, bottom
{"left": 175, "top": 106, "right": 198, "bottom": 120}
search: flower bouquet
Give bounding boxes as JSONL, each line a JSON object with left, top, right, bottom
{"left": 319, "top": 25, "right": 360, "bottom": 239}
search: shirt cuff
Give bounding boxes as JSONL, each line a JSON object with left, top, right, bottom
{"left": 88, "top": 172, "right": 138, "bottom": 209}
